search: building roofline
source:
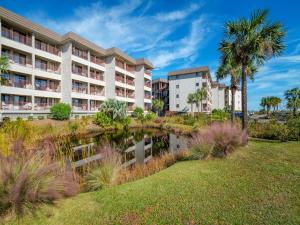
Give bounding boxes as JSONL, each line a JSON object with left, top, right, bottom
{"left": 0, "top": 7, "right": 61, "bottom": 42}
{"left": 61, "top": 32, "right": 106, "bottom": 55}
{"left": 0, "top": 7, "right": 153, "bottom": 69}
{"left": 152, "top": 78, "right": 168, "bottom": 84}
{"left": 168, "top": 66, "right": 209, "bottom": 76}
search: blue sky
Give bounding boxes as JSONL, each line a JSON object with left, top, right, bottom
{"left": 1, "top": 0, "right": 300, "bottom": 110}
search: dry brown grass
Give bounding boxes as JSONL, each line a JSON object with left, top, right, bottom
{"left": 116, "top": 150, "right": 189, "bottom": 184}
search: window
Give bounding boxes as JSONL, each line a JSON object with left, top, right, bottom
{"left": 176, "top": 94, "right": 179, "bottom": 98}
{"left": 176, "top": 84, "right": 179, "bottom": 89}
{"left": 196, "top": 82, "right": 199, "bottom": 86}
{"left": 176, "top": 104, "right": 179, "bottom": 108}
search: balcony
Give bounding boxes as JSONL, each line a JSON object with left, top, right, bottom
{"left": 72, "top": 64, "right": 88, "bottom": 77}
{"left": 1, "top": 101, "right": 32, "bottom": 110}
{"left": 90, "top": 87, "right": 104, "bottom": 96}
{"left": 145, "top": 70, "right": 151, "bottom": 76}
{"left": 35, "top": 83, "right": 60, "bottom": 92}
{"left": 72, "top": 47, "right": 88, "bottom": 60}
{"left": 126, "top": 92, "right": 135, "bottom": 99}
{"left": 144, "top": 82, "right": 151, "bottom": 88}
{"left": 90, "top": 100, "right": 102, "bottom": 111}
{"left": 115, "top": 75, "right": 125, "bottom": 83}
{"left": 144, "top": 93, "right": 151, "bottom": 99}
{"left": 1, "top": 76, "right": 32, "bottom": 89}
{"left": 115, "top": 90, "right": 126, "bottom": 97}
{"left": 2, "top": 51, "right": 32, "bottom": 67}
{"left": 126, "top": 65, "right": 135, "bottom": 73}
{"left": 35, "top": 39, "right": 60, "bottom": 56}
{"left": 72, "top": 86, "right": 88, "bottom": 94}
{"left": 34, "top": 102, "right": 56, "bottom": 110}
{"left": 1, "top": 25, "right": 32, "bottom": 46}
{"left": 128, "top": 105, "right": 134, "bottom": 111}
{"left": 35, "top": 59, "right": 60, "bottom": 74}
{"left": 91, "top": 55, "right": 105, "bottom": 66}
{"left": 72, "top": 104, "right": 88, "bottom": 111}
{"left": 126, "top": 79, "right": 135, "bottom": 86}
{"left": 90, "top": 70, "right": 104, "bottom": 81}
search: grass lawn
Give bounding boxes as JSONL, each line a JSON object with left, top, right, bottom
{"left": 3, "top": 141, "right": 300, "bottom": 225}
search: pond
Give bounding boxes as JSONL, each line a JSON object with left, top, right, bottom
{"left": 65, "top": 129, "right": 189, "bottom": 172}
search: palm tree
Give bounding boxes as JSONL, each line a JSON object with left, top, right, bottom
{"left": 260, "top": 97, "right": 267, "bottom": 113}
{"left": 285, "top": 88, "right": 300, "bottom": 117}
{"left": 265, "top": 97, "right": 272, "bottom": 117}
{"left": 152, "top": 99, "right": 164, "bottom": 116}
{"left": 187, "top": 93, "right": 196, "bottom": 116}
{"left": 220, "top": 9, "right": 285, "bottom": 130}
{"left": 195, "top": 87, "right": 207, "bottom": 113}
{"left": 270, "top": 96, "right": 281, "bottom": 112}
{"left": 0, "top": 56, "right": 9, "bottom": 84}
{"left": 217, "top": 57, "right": 257, "bottom": 124}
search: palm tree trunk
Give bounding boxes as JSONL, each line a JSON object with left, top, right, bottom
{"left": 231, "top": 88, "right": 236, "bottom": 124}
{"left": 241, "top": 64, "right": 248, "bottom": 131}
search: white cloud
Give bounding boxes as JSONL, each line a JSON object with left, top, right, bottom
{"left": 27, "top": 0, "right": 207, "bottom": 69}
{"left": 155, "top": 4, "right": 201, "bottom": 22}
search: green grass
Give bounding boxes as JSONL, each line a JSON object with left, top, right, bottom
{"left": 2, "top": 141, "right": 300, "bottom": 225}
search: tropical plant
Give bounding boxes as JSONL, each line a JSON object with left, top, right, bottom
{"left": 217, "top": 55, "right": 257, "bottom": 124}
{"left": 187, "top": 93, "right": 196, "bottom": 116}
{"left": 132, "top": 107, "right": 146, "bottom": 125}
{"left": 50, "top": 103, "right": 71, "bottom": 120}
{"left": 152, "top": 99, "right": 164, "bottom": 116}
{"left": 100, "top": 99, "right": 127, "bottom": 121}
{"left": 285, "top": 88, "right": 300, "bottom": 117}
{"left": 145, "top": 111, "right": 156, "bottom": 121}
{"left": 0, "top": 56, "right": 9, "bottom": 84}
{"left": 195, "top": 87, "right": 207, "bottom": 113}
{"left": 220, "top": 9, "right": 285, "bottom": 130}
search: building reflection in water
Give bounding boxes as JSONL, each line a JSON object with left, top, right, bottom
{"left": 71, "top": 130, "right": 188, "bottom": 170}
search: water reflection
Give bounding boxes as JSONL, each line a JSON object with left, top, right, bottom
{"left": 70, "top": 129, "right": 188, "bottom": 170}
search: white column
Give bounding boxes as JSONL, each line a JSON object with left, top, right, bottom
{"left": 135, "top": 65, "right": 145, "bottom": 109}
{"left": 105, "top": 56, "right": 116, "bottom": 99}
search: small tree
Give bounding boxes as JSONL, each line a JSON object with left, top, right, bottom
{"left": 50, "top": 103, "right": 71, "bottom": 120}
{"left": 152, "top": 99, "right": 164, "bottom": 116}
{"left": 0, "top": 56, "right": 9, "bottom": 84}
{"left": 195, "top": 87, "right": 207, "bottom": 113}
{"left": 132, "top": 107, "right": 146, "bottom": 125}
{"left": 187, "top": 93, "right": 196, "bottom": 116}
{"left": 285, "top": 88, "right": 300, "bottom": 117}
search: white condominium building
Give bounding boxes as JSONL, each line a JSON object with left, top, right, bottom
{"left": 0, "top": 7, "right": 153, "bottom": 120}
{"left": 168, "top": 66, "right": 213, "bottom": 113}
{"left": 168, "top": 66, "right": 242, "bottom": 113}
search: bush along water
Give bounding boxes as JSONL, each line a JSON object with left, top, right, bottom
{"left": 189, "top": 122, "right": 247, "bottom": 159}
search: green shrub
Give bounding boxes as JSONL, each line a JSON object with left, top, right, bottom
{"left": 211, "top": 109, "right": 229, "bottom": 122}
{"left": 249, "top": 120, "right": 293, "bottom": 141}
{"left": 46, "top": 114, "right": 52, "bottom": 119}
{"left": 75, "top": 115, "right": 80, "bottom": 119}
{"left": 27, "top": 116, "right": 34, "bottom": 121}
{"left": 16, "top": 117, "right": 22, "bottom": 121}
{"left": 287, "top": 117, "right": 300, "bottom": 140}
{"left": 189, "top": 144, "right": 212, "bottom": 160}
{"left": 183, "top": 115, "right": 196, "bottom": 126}
{"left": 94, "top": 112, "right": 113, "bottom": 127}
{"left": 120, "top": 116, "right": 132, "bottom": 128}
{"left": 145, "top": 112, "right": 156, "bottom": 121}
{"left": 132, "top": 107, "right": 146, "bottom": 125}
{"left": 2, "top": 117, "right": 10, "bottom": 122}
{"left": 37, "top": 115, "right": 44, "bottom": 120}
{"left": 132, "top": 107, "right": 144, "bottom": 118}
{"left": 50, "top": 103, "right": 71, "bottom": 120}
